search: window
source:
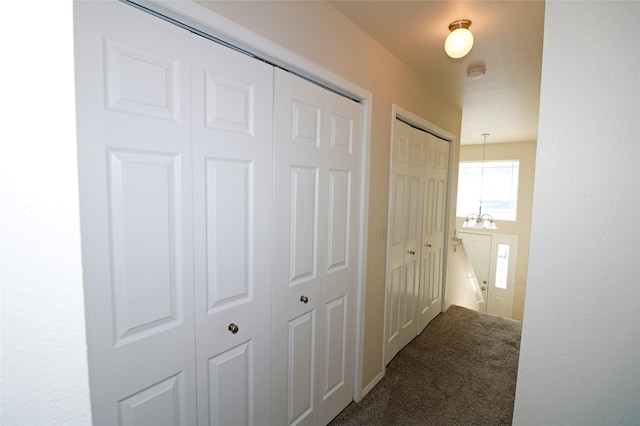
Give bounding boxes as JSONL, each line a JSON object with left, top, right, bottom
{"left": 495, "top": 243, "right": 510, "bottom": 289}
{"left": 456, "top": 161, "right": 519, "bottom": 221}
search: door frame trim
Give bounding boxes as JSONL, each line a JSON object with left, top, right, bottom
{"left": 381, "top": 104, "right": 455, "bottom": 374}
{"left": 127, "top": 0, "right": 373, "bottom": 402}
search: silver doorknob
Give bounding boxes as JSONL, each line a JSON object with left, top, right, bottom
{"left": 407, "top": 250, "right": 415, "bottom": 255}
{"left": 300, "top": 295, "right": 309, "bottom": 304}
{"left": 481, "top": 287, "right": 486, "bottom": 291}
{"left": 228, "top": 323, "right": 239, "bottom": 334}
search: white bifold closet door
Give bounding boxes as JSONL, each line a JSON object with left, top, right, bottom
{"left": 190, "top": 34, "right": 274, "bottom": 426}
{"left": 385, "top": 120, "right": 449, "bottom": 364}
{"left": 272, "top": 69, "right": 361, "bottom": 426}
{"left": 418, "top": 133, "right": 449, "bottom": 332}
{"left": 385, "top": 120, "right": 426, "bottom": 363}
{"left": 75, "top": 2, "right": 273, "bottom": 425}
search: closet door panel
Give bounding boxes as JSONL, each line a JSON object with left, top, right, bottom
{"left": 288, "top": 311, "right": 317, "bottom": 425}
{"left": 74, "top": 2, "right": 196, "bottom": 424}
{"left": 273, "top": 70, "right": 325, "bottom": 426}
{"left": 418, "top": 134, "right": 449, "bottom": 331}
{"left": 273, "top": 69, "right": 362, "bottom": 426}
{"left": 191, "top": 34, "right": 273, "bottom": 426}
{"left": 385, "top": 121, "right": 426, "bottom": 363}
{"left": 207, "top": 341, "right": 254, "bottom": 426}
{"left": 318, "top": 93, "right": 361, "bottom": 425}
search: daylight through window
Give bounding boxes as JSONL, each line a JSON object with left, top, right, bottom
{"left": 456, "top": 161, "right": 519, "bottom": 221}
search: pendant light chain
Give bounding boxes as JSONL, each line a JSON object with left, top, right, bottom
{"left": 462, "top": 133, "right": 497, "bottom": 230}
{"left": 479, "top": 133, "right": 488, "bottom": 216}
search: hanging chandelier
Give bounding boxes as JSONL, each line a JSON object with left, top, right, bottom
{"left": 462, "top": 133, "right": 497, "bottom": 230}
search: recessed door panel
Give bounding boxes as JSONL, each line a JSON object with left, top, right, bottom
{"left": 392, "top": 176, "right": 406, "bottom": 247}
{"left": 403, "top": 258, "right": 418, "bottom": 328}
{"left": 207, "top": 341, "right": 253, "bottom": 426}
{"left": 108, "top": 150, "right": 183, "bottom": 346}
{"left": 395, "top": 138, "right": 408, "bottom": 164}
{"left": 104, "top": 36, "right": 180, "bottom": 122}
{"left": 290, "top": 166, "right": 319, "bottom": 285}
{"left": 406, "top": 176, "right": 422, "bottom": 241}
{"left": 409, "top": 140, "right": 423, "bottom": 166}
{"left": 387, "top": 264, "right": 402, "bottom": 342}
{"left": 323, "top": 296, "right": 347, "bottom": 399}
{"left": 292, "top": 101, "right": 321, "bottom": 147}
{"left": 420, "top": 248, "right": 442, "bottom": 318}
{"left": 205, "top": 158, "right": 253, "bottom": 313}
{"left": 329, "top": 113, "right": 353, "bottom": 153}
{"left": 118, "top": 373, "right": 186, "bottom": 426}
{"left": 288, "top": 311, "right": 316, "bottom": 425}
{"left": 205, "top": 71, "right": 255, "bottom": 134}
{"left": 327, "top": 170, "right": 351, "bottom": 272}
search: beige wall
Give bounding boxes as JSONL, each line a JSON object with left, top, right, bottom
{"left": 199, "top": 1, "right": 463, "bottom": 390}
{"left": 456, "top": 141, "right": 536, "bottom": 320}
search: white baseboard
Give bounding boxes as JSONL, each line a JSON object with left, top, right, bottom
{"left": 358, "top": 371, "right": 385, "bottom": 401}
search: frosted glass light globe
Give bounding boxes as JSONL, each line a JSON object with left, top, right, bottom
{"left": 445, "top": 27, "right": 474, "bottom": 59}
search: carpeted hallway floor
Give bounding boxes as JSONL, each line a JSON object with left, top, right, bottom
{"left": 329, "top": 305, "right": 522, "bottom": 425}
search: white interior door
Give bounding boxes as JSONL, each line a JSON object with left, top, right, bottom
{"left": 457, "top": 232, "right": 517, "bottom": 319}
{"left": 418, "top": 134, "right": 449, "bottom": 332}
{"left": 74, "top": 2, "right": 196, "bottom": 424}
{"left": 385, "top": 120, "right": 426, "bottom": 363}
{"left": 190, "top": 34, "right": 273, "bottom": 426}
{"left": 272, "top": 69, "right": 361, "bottom": 426}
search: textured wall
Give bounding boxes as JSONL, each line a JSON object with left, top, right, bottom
{"left": 513, "top": 2, "right": 640, "bottom": 423}
{"left": 0, "top": 2, "right": 92, "bottom": 424}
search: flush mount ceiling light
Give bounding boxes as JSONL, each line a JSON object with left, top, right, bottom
{"left": 445, "top": 19, "right": 474, "bottom": 59}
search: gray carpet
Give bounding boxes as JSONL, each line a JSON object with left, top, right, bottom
{"left": 330, "top": 305, "right": 522, "bottom": 425}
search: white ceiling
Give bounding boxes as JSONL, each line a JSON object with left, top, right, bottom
{"left": 328, "top": 0, "right": 545, "bottom": 145}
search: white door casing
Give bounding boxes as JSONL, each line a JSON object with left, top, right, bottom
{"left": 418, "top": 134, "right": 449, "bottom": 332}
{"left": 74, "top": 2, "right": 197, "bottom": 424}
{"left": 272, "top": 69, "right": 361, "bottom": 426}
{"left": 190, "top": 35, "right": 274, "bottom": 426}
{"left": 385, "top": 120, "right": 426, "bottom": 363}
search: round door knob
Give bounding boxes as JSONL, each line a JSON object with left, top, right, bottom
{"left": 228, "top": 323, "right": 239, "bottom": 334}
{"left": 407, "top": 250, "right": 416, "bottom": 255}
{"left": 300, "top": 295, "right": 309, "bottom": 304}
{"left": 481, "top": 287, "right": 486, "bottom": 291}
{"left": 483, "top": 280, "right": 487, "bottom": 284}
